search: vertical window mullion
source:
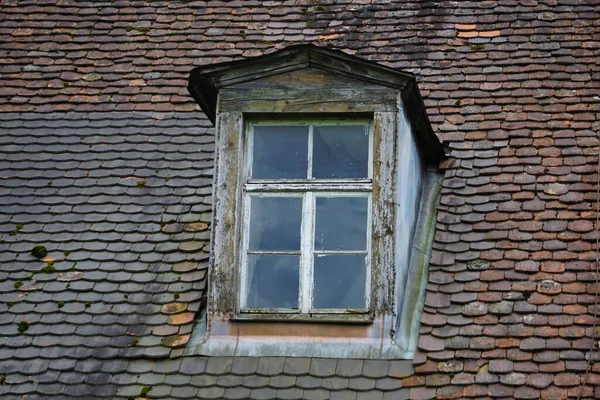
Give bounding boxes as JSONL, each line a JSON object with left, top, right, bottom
{"left": 299, "top": 191, "right": 314, "bottom": 313}
{"left": 246, "top": 123, "right": 254, "bottom": 179}
{"left": 367, "top": 122, "right": 374, "bottom": 179}
{"left": 307, "top": 125, "right": 313, "bottom": 179}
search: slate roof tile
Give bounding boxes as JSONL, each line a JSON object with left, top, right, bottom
{"left": 336, "top": 359, "right": 363, "bottom": 378}
{"left": 309, "top": 358, "right": 338, "bottom": 377}
{"left": 329, "top": 391, "right": 358, "bottom": 400}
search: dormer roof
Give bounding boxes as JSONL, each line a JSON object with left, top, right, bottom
{"left": 188, "top": 44, "right": 445, "bottom": 163}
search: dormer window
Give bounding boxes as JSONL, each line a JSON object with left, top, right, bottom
{"left": 187, "top": 45, "right": 445, "bottom": 359}
{"left": 241, "top": 120, "right": 373, "bottom": 316}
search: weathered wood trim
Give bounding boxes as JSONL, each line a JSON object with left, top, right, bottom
{"left": 371, "top": 112, "right": 398, "bottom": 313}
{"left": 220, "top": 88, "right": 397, "bottom": 113}
{"left": 210, "top": 111, "right": 244, "bottom": 315}
{"left": 190, "top": 45, "right": 412, "bottom": 91}
{"left": 194, "top": 48, "right": 310, "bottom": 88}
{"left": 308, "top": 48, "right": 411, "bottom": 89}
{"left": 230, "top": 67, "right": 385, "bottom": 90}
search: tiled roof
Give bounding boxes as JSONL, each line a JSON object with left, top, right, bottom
{"left": 1, "top": 0, "right": 600, "bottom": 399}
{"left": 0, "top": 111, "right": 212, "bottom": 397}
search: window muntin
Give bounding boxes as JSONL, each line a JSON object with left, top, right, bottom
{"left": 240, "top": 120, "right": 373, "bottom": 316}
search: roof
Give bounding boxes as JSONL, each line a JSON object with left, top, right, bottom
{"left": 1, "top": 1, "right": 599, "bottom": 399}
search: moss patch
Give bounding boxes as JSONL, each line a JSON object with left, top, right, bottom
{"left": 17, "top": 320, "right": 29, "bottom": 333}
{"left": 31, "top": 244, "right": 48, "bottom": 259}
{"left": 39, "top": 261, "right": 56, "bottom": 274}
{"left": 140, "top": 386, "right": 152, "bottom": 396}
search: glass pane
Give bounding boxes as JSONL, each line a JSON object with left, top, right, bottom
{"left": 246, "top": 254, "right": 299, "bottom": 308}
{"left": 314, "top": 196, "right": 368, "bottom": 251}
{"left": 312, "top": 125, "right": 369, "bottom": 179}
{"left": 313, "top": 254, "right": 366, "bottom": 309}
{"left": 249, "top": 196, "right": 302, "bottom": 251}
{"left": 252, "top": 126, "right": 308, "bottom": 179}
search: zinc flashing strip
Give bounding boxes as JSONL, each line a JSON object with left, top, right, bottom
{"left": 394, "top": 168, "right": 443, "bottom": 356}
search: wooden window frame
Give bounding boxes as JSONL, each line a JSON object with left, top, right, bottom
{"left": 210, "top": 109, "right": 398, "bottom": 325}
{"left": 238, "top": 119, "right": 374, "bottom": 317}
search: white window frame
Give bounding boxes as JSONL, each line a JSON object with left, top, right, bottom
{"left": 238, "top": 118, "right": 374, "bottom": 317}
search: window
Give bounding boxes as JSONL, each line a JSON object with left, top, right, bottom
{"left": 187, "top": 44, "right": 446, "bottom": 357}
{"left": 240, "top": 120, "right": 373, "bottom": 315}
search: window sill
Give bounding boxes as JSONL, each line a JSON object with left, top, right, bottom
{"left": 234, "top": 309, "right": 373, "bottom": 324}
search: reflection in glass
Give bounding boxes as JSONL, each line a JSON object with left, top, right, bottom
{"left": 249, "top": 196, "right": 302, "bottom": 251}
{"left": 252, "top": 126, "right": 308, "bottom": 179}
{"left": 246, "top": 254, "right": 299, "bottom": 308}
{"left": 313, "top": 254, "right": 366, "bottom": 309}
{"left": 314, "top": 196, "right": 368, "bottom": 251}
{"left": 313, "top": 125, "right": 369, "bottom": 179}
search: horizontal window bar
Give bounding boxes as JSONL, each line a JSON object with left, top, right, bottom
{"left": 245, "top": 183, "right": 372, "bottom": 192}
{"left": 313, "top": 251, "right": 368, "bottom": 255}
{"left": 239, "top": 308, "right": 301, "bottom": 314}
{"left": 248, "top": 179, "right": 372, "bottom": 185}
{"left": 246, "top": 251, "right": 301, "bottom": 255}
{"left": 308, "top": 308, "right": 369, "bottom": 314}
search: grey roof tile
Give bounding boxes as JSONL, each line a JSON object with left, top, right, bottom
{"left": 283, "top": 357, "right": 311, "bottom": 375}
{"left": 83, "top": 372, "right": 111, "bottom": 385}
{"left": 126, "top": 360, "right": 155, "bottom": 374}
{"left": 250, "top": 387, "right": 278, "bottom": 399}
{"left": 348, "top": 376, "right": 377, "bottom": 392}
{"left": 58, "top": 371, "right": 85, "bottom": 384}
{"left": 362, "top": 360, "right": 389, "bottom": 379}
{"left": 110, "top": 373, "right": 138, "bottom": 386}
{"left": 277, "top": 387, "right": 305, "bottom": 400}
{"left": 336, "top": 359, "right": 363, "bottom": 378}
{"left": 388, "top": 360, "right": 413, "bottom": 378}
{"left": 50, "top": 359, "right": 78, "bottom": 373}
{"left": 375, "top": 377, "right": 403, "bottom": 391}
{"left": 216, "top": 374, "right": 245, "bottom": 388}
{"left": 163, "top": 372, "right": 192, "bottom": 386}
{"left": 231, "top": 357, "right": 259, "bottom": 375}
{"left": 137, "top": 372, "right": 165, "bottom": 386}
{"left": 179, "top": 356, "right": 207, "bottom": 375}
{"left": 170, "top": 385, "right": 199, "bottom": 399}
{"left": 356, "top": 391, "right": 384, "bottom": 400}
{"left": 190, "top": 374, "right": 218, "bottom": 388}
{"left": 323, "top": 376, "right": 350, "bottom": 391}
{"left": 11, "top": 382, "right": 38, "bottom": 395}
{"left": 295, "top": 375, "right": 323, "bottom": 390}
{"left": 196, "top": 386, "right": 226, "bottom": 399}
{"left": 330, "top": 390, "right": 358, "bottom": 400}
{"left": 153, "top": 358, "right": 181, "bottom": 375}
{"left": 309, "top": 358, "right": 338, "bottom": 378}
{"left": 224, "top": 387, "right": 253, "bottom": 399}
{"left": 205, "top": 356, "right": 234, "bottom": 375}
{"left": 35, "top": 383, "right": 65, "bottom": 396}
{"left": 101, "top": 360, "right": 128, "bottom": 374}
{"left": 303, "top": 388, "right": 331, "bottom": 400}
{"left": 147, "top": 385, "right": 172, "bottom": 398}
{"left": 257, "top": 357, "right": 286, "bottom": 376}
{"left": 268, "top": 374, "right": 296, "bottom": 389}
{"left": 243, "top": 375, "right": 271, "bottom": 389}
